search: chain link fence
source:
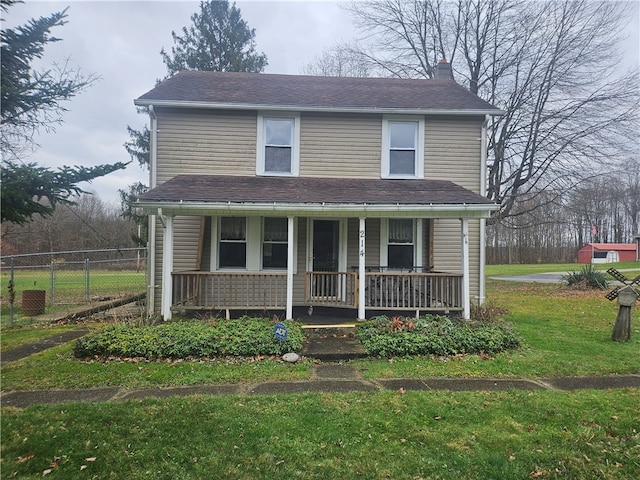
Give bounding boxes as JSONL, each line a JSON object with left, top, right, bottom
{"left": 1, "top": 248, "right": 146, "bottom": 325}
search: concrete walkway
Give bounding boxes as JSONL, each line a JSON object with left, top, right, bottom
{"left": 2, "top": 327, "right": 639, "bottom": 408}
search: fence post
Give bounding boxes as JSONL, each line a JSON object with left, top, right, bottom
{"left": 84, "top": 258, "right": 90, "bottom": 302}
{"left": 50, "top": 260, "right": 55, "bottom": 306}
{"left": 9, "top": 256, "right": 15, "bottom": 326}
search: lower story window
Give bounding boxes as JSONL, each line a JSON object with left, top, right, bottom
{"left": 219, "top": 217, "right": 246, "bottom": 268}
{"left": 388, "top": 219, "right": 414, "bottom": 268}
{"left": 263, "top": 217, "right": 288, "bottom": 268}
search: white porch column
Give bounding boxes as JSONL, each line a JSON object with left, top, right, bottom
{"left": 286, "top": 216, "right": 295, "bottom": 320}
{"left": 460, "top": 218, "right": 470, "bottom": 320}
{"left": 358, "top": 217, "right": 366, "bottom": 320}
{"left": 161, "top": 214, "right": 174, "bottom": 321}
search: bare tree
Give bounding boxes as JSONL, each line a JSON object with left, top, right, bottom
{"left": 339, "top": 0, "right": 640, "bottom": 222}
{"left": 302, "top": 43, "right": 374, "bottom": 77}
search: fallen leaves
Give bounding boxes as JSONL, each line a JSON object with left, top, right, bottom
{"left": 17, "top": 453, "right": 34, "bottom": 464}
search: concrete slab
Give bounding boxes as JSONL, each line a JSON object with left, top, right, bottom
{"left": 314, "top": 364, "right": 360, "bottom": 379}
{"left": 376, "top": 379, "right": 431, "bottom": 391}
{"left": 301, "top": 329, "right": 366, "bottom": 361}
{"left": 422, "top": 378, "right": 543, "bottom": 391}
{"left": 248, "top": 380, "right": 377, "bottom": 395}
{"left": 542, "top": 375, "right": 640, "bottom": 391}
{"left": 0, "top": 387, "right": 120, "bottom": 408}
{"left": 1, "top": 328, "right": 91, "bottom": 363}
{"left": 118, "top": 385, "right": 242, "bottom": 400}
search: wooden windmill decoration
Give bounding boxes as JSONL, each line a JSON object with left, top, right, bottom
{"left": 605, "top": 268, "right": 640, "bottom": 342}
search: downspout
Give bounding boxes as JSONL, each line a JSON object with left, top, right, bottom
{"left": 478, "top": 114, "right": 489, "bottom": 307}
{"left": 147, "top": 105, "right": 158, "bottom": 316}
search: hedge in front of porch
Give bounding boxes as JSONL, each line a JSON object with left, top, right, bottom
{"left": 357, "top": 315, "right": 521, "bottom": 357}
{"left": 73, "top": 318, "right": 303, "bottom": 359}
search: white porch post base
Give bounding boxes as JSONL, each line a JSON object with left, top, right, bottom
{"left": 461, "top": 218, "right": 470, "bottom": 320}
{"left": 161, "top": 215, "right": 174, "bottom": 321}
{"left": 358, "top": 217, "right": 366, "bottom": 320}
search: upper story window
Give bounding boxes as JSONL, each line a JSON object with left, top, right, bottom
{"left": 219, "top": 216, "right": 247, "bottom": 268}
{"left": 381, "top": 116, "right": 424, "bottom": 178}
{"left": 257, "top": 113, "right": 300, "bottom": 176}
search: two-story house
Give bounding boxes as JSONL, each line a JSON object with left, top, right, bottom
{"left": 135, "top": 61, "right": 501, "bottom": 321}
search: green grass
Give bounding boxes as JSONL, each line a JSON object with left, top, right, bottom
{"left": 2, "top": 264, "right": 640, "bottom": 479}
{"left": 1, "top": 343, "right": 312, "bottom": 390}
{"left": 353, "top": 279, "right": 640, "bottom": 379}
{"left": 2, "top": 276, "right": 639, "bottom": 390}
{"left": 2, "top": 389, "right": 638, "bottom": 479}
{"left": 0, "top": 324, "right": 83, "bottom": 352}
{"left": 485, "top": 260, "right": 639, "bottom": 277}
{"left": 0, "top": 269, "right": 145, "bottom": 326}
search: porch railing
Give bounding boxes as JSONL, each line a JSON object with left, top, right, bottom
{"left": 303, "top": 271, "right": 463, "bottom": 312}
{"left": 305, "top": 271, "right": 358, "bottom": 307}
{"left": 364, "top": 272, "right": 463, "bottom": 312}
{"left": 171, "top": 270, "right": 463, "bottom": 313}
{"left": 172, "top": 271, "right": 287, "bottom": 311}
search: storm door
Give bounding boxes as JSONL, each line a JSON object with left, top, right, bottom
{"left": 310, "top": 220, "right": 342, "bottom": 300}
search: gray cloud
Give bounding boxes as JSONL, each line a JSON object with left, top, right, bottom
{"left": 5, "top": 0, "right": 355, "bottom": 204}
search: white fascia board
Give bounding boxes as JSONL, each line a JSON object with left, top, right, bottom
{"left": 135, "top": 200, "right": 499, "bottom": 219}
{"left": 134, "top": 99, "right": 504, "bottom": 117}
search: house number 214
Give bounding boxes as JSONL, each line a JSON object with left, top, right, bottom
{"left": 359, "top": 230, "right": 365, "bottom": 257}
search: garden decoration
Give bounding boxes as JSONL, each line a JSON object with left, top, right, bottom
{"left": 605, "top": 269, "right": 640, "bottom": 342}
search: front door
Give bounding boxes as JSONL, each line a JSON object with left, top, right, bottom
{"left": 313, "top": 220, "right": 339, "bottom": 272}
{"left": 311, "top": 220, "right": 340, "bottom": 300}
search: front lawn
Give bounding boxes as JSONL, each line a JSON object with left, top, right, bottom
{"left": 2, "top": 266, "right": 639, "bottom": 479}
{"left": 2, "top": 278, "right": 639, "bottom": 390}
{"left": 2, "top": 389, "right": 638, "bottom": 479}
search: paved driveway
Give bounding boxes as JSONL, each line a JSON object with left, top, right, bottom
{"left": 490, "top": 272, "right": 566, "bottom": 284}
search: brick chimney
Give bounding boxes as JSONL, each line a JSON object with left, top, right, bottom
{"left": 435, "top": 58, "right": 453, "bottom": 80}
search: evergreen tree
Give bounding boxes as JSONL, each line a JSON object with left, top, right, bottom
{"left": 0, "top": 1, "right": 127, "bottom": 225}
{"left": 123, "top": 0, "right": 268, "bottom": 240}
{"left": 161, "top": 0, "right": 267, "bottom": 75}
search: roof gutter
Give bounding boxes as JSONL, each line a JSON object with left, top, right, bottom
{"left": 135, "top": 200, "right": 499, "bottom": 219}
{"left": 134, "top": 99, "right": 505, "bottom": 117}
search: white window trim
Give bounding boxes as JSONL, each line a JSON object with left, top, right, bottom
{"left": 380, "top": 218, "right": 422, "bottom": 269}
{"left": 257, "top": 112, "right": 300, "bottom": 176}
{"left": 217, "top": 216, "right": 249, "bottom": 270}
{"left": 211, "top": 216, "right": 296, "bottom": 273}
{"left": 381, "top": 115, "right": 425, "bottom": 179}
{"left": 261, "top": 217, "right": 297, "bottom": 273}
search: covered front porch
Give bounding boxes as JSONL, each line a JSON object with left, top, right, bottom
{"left": 171, "top": 269, "right": 464, "bottom": 318}
{"left": 137, "top": 175, "right": 498, "bottom": 321}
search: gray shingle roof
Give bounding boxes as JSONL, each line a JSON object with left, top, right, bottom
{"left": 135, "top": 71, "right": 500, "bottom": 113}
{"left": 138, "top": 175, "right": 494, "bottom": 206}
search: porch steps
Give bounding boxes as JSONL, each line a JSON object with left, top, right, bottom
{"left": 301, "top": 323, "right": 357, "bottom": 329}
{"left": 300, "top": 326, "right": 366, "bottom": 361}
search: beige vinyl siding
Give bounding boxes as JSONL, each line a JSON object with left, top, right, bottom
{"left": 345, "top": 218, "right": 381, "bottom": 269}
{"left": 432, "top": 218, "right": 481, "bottom": 301}
{"left": 155, "top": 108, "right": 257, "bottom": 184}
{"left": 300, "top": 112, "right": 381, "bottom": 178}
{"left": 152, "top": 215, "right": 201, "bottom": 312}
{"left": 424, "top": 116, "right": 484, "bottom": 192}
{"left": 173, "top": 216, "right": 201, "bottom": 271}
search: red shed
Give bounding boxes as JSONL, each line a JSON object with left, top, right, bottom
{"left": 577, "top": 243, "right": 637, "bottom": 264}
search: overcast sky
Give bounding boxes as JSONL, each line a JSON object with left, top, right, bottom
{"left": 5, "top": 0, "right": 640, "bottom": 207}
{"left": 5, "top": 0, "right": 358, "bottom": 205}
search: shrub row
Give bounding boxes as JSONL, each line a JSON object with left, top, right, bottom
{"left": 357, "top": 315, "right": 521, "bottom": 357}
{"left": 73, "top": 318, "right": 304, "bottom": 359}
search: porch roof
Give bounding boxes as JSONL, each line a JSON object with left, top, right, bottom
{"left": 137, "top": 175, "right": 498, "bottom": 218}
